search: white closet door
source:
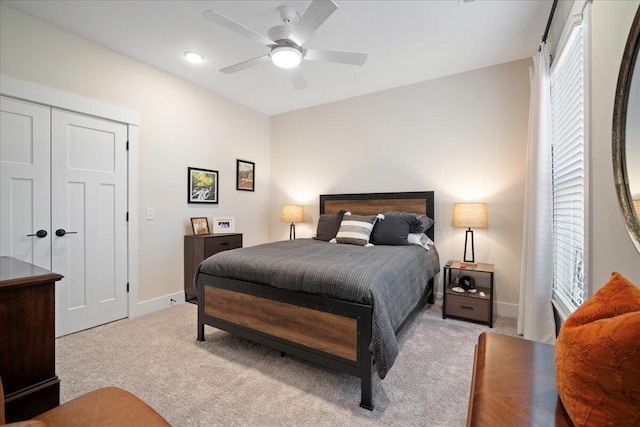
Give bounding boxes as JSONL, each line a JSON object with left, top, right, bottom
{"left": 51, "top": 109, "right": 128, "bottom": 336}
{"left": 0, "top": 96, "right": 51, "bottom": 269}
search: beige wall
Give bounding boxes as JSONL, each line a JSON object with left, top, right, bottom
{"left": 0, "top": 5, "right": 272, "bottom": 304}
{"left": 271, "top": 59, "right": 531, "bottom": 316}
{"left": 590, "top": 0, "right": 640, "bottom": 290}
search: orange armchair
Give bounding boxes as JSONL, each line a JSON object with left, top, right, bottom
{"left": 1, "top": 378, "right": 171, "bottom": 427}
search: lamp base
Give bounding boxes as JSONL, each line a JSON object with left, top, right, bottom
{"left": 289, "top": 223, "right": 296, "bottom": 240}
{"left": 463, "top": 228, "right": 475, "bottom": 263}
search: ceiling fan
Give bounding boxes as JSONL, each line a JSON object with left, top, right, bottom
{"left": 202, "top": 0, "right": 367, "bottom": 90}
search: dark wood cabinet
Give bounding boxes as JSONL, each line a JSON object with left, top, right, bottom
{"left": 184, "top": 233, "right": 242, "bottom": 302}
{"left": 0, "top": 256, "right": 63, "bottom": 422}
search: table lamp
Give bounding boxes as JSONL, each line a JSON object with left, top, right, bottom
{"left": 452, "top": 202, "right": 488, "bottom": 263}
{"left": 281, "top": 204, "right": 304, "bottom": 240}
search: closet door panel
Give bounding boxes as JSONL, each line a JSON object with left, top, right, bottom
{"left": 0, "top": 96, "right": 51, "bottom": 269}
{"left": 51, "top": 109, "right": 128, "bottom": 336}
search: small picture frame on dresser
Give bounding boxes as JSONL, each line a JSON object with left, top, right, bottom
{"left": 190, "top": 217, "right": 210, "bottom": 235}
{"left": 213, "top": 217, "right": 235, "bottom": 233}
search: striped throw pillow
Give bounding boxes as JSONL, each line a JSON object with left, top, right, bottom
{"left": 335, "top": 214, "right": 378, "bottom": 246}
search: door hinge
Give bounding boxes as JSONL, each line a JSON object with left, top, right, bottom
{"left": 127, "top": 282, "right": 130, "bottom": 292}
{"left": 126, "top": 212, "right": 129, "bottom": 222}
{"left": 126, "top": 140, "right": 129, "bottom": 150}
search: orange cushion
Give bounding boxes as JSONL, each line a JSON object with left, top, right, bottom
{"left": 555, "top": 272, "right": 640, "bottom": 426}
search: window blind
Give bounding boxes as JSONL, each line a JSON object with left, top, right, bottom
{"left": 550, "top": 23, "right": 585, "bottom": 314}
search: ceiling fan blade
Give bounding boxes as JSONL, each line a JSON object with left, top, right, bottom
{"left": 288, "top": 0, "right": 338, "bottom": 46}
{"left": 203, "top": 10, "right": 273, "bottom": 46}
{"left": 220, "top": 55, "right": 271, "bottom": 74}
{"left": 304, "top": 49, "right": 367, "bottom": 66}
{"left": 287, "top": 67, "right": 309, "bottom": 91}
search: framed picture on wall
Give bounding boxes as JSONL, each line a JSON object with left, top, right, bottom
{"left": 236, "top": 159, "right": 255, "bottom": 192}
{"left": 213, "top": 217, "right": 236, "bottom": 233}
{"left": 190, "top": 217, "right": 210, "bottom": 235}
{"left": 188, "top": 167, "right": 218, "bottom": 204}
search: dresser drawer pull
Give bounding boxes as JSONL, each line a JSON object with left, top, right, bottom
{"left": 221, "top": 242, "right": 229, "bottom": 246}
{"left": 461, "top": 305, "right": 474, "bottom": 310}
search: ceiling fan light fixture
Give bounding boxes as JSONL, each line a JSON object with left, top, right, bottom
{"left": 184, "top": 51, "right": 205, "bottom": 64}
{"left": 271, "top": 46, "right": 302, "bottom": 69}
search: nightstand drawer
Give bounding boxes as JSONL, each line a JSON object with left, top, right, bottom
{"left": 446, "top": 294, "right": 490, "bottom": 323}
{"left": 204, "top": 235, "right": 242, "bottom": 257}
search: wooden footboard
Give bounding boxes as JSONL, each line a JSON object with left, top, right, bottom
{"left": 197, "top": 274, "right": 375, "bottom": 409}
{"left": 204, "top": 286, "right": 359, "bottom": 361}
{"left": 197, "top": 274, "right": 434, "bottom": 410}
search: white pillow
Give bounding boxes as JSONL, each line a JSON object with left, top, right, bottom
{"left": 408, "top": 233, "right": 434, "bottom": 250}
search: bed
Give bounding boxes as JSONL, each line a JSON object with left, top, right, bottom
{"left": 195, "top": 191, "right": 439, "bottom": 410}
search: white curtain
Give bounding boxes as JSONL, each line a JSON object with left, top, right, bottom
{"left": 517, "top": 44, "right": 556, "bottom": 343}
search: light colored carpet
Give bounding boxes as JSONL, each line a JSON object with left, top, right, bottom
{"left": 56, "top": 302, "right": 517, "bottom": 426}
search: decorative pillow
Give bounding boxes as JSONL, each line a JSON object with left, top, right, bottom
{"left": 555, "top": 272, "right": 640, "bottom": 427}
{"left": 384, "top": 211, "right": 435, "bottom": 233}
{"left": 314, "top": 210, "right": 346, "bottom": 242}
{"left": 370, "top": 213, "right": 419, "bottom": 246}
{"left": 335, "top": 214, "right": 378, "bottom": 246}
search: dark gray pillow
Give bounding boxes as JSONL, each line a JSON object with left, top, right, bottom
{"left": 314, "top": 210, "right": 346, "bottom": 242}
{"left": 370, "top": 213, "right": 420, "bottom": 246}
{"left": 385, "top": 211, "right": 435, "bottom": 233}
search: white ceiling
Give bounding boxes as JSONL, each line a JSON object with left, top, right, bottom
{"left": 2, "top": 0, "right": 553, "bottom": 116}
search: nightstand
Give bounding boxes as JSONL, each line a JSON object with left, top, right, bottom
{"left": 442, "top": 260, "right": 494, "bottom": 327}
{"left": 184, "top": 233, "right": 242, "bottom": 303}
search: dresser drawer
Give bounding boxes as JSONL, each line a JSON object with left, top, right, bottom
{"left": 445, "top": 293, "right": 490, "bottom": 323}
{"left": 204, "top": 234, "right": 242, "bottom": 257}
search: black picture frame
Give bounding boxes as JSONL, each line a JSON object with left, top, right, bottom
{"left": 188, "top": 167, "right": 218, "bottom": 204}
{"left": 236, "top": 159, "right": 255, "bottom": 192}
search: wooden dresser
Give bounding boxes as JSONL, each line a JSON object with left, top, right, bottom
{"left": 0, "top": 256, "right": 63, "bottom": 422}
{"left": 467, "top": 332, "right": 574, "bottom": 426}
{"left": 184, "top": 233, "right": 243, "bottom": 302}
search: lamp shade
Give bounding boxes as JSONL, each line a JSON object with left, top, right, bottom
{"left": 281, "top": 204, "right": 304, "bottom": 223}
{"left": 452, "top": 203, "right": 488, "bottom": 228}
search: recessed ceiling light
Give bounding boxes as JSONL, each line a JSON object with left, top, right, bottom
{"left": 184, "top": 51, "right": 204, "bottom": 64}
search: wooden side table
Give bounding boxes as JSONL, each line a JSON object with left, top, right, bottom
{"left": 443, "top": 261, "right": 494, "bottom": 327}
{"left": 0, "top": 256, "right": 63, "bottom": 422}
{"left": 467, "top": 332, "right": 573, "bottom": 426}
{"left": 184, "top": 233, "right": 242, "bottom": 303}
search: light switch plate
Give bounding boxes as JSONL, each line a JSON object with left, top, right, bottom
{"left": 146, "top": 208, "right": 155, "bottom": 220}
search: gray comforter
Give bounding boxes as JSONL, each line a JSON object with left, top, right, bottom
{"left": 196, "top": 238, "right": 440, "bottom": 379}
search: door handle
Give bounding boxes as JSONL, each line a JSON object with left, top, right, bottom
{"left": 27, "top": 229, "right": 48, "bottom": 238}
{"left": 55, "top": 229, "right": 78, "bottom": 237}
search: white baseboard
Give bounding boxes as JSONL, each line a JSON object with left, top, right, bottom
{"left": 433, "top": 292, "right": 519, "bottom": 318}
{"left": 131, "top": 291, "right": 186, "bottom": 318}
{"left": 494, "top": 301, "right": 519, "bottom": 318}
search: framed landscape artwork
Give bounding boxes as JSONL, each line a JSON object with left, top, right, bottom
{"left": 188, "top": 167, "right": 218, "bottom": 204}
{"left": 236, "top": 159, "right": 255, "bottom": 192}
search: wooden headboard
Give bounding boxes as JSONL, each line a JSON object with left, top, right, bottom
{"left": 319, "top": 191, "right": 435, "bottom": 241}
